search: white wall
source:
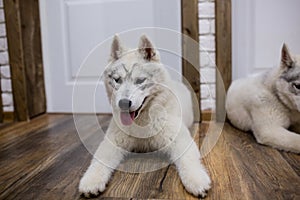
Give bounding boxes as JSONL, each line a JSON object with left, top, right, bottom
{"left": 1, "top": 0, "right": 216, "bottom": 112}
{"left": 0, "top": 0, "right": 13, "bottom": 112}
{"left": 232, "top": 0, "right": 300, "bottom": 80}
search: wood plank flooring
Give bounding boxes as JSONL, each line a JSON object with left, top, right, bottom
{"left": 0, "top": 114, "right": 299, "bottom": 200}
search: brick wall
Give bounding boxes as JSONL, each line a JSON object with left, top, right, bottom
{"left": 0, "top": 0, "right": 13, "bottom": 112}
{"left": 199, "top": 0, "right": 215, "bottom": 110}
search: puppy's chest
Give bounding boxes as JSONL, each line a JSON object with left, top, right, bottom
{"left": 131, "top": 134, "right": 173, "bottom": 153}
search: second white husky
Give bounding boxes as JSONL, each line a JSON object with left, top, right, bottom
{"left": 79, "top": 35, "right": 211, "bottom": 198}
{"left": 226, "top": 44, "right": 300, "bottom": 153}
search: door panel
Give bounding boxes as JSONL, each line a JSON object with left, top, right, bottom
{"left": 40, "top": 0, "right": 181, "bottom": 113}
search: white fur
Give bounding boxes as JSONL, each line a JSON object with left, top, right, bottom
{"left": 79, "top": 35, "right": 211, "bottom": 198}
{"left": 226, "top": 44, "right": 300, "bottom": 153}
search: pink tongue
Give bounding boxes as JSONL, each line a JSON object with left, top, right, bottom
{"left": 120, "top": 112, "right": 135, "bottom": 126}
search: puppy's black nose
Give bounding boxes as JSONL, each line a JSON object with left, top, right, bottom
{"left": 118, "top": 99, "right": 132, "bottom": 110}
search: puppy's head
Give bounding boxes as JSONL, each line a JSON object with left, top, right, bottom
{"left": 276, "top": 43, "right": 300, "bottom": 111}
{"left": 103, "top": 35, "right": 170, "bottom": 126}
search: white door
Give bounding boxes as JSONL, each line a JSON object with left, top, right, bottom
{"left": 232, "top": 0, "right": 300, "bottom": 80}
{"left": 39, "top": 0, "right": 181, "bottom": 113}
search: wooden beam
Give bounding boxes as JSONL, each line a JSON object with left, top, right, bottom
{"left": 4, "top": 0, "right": 46, "bottom": 121}
{"left": 215, "top": 0, "right": 232, "bottom": 122}
{"left": 181, "top": 0, "right": 201, "bottom": 121}
{"left": 4, "top": 0, "right": 29, "bottom": 121}
{"left": 19, "top": 0, "right": 46, "bottom": 117}
{"left": 0, "top": 78, "right": 3, "bottom": 123}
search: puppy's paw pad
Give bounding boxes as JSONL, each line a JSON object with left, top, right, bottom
{"left": 182, "top": 172, "right": 211, "bottom": 197}
{"left": 198, "top": 190, "right": 209, "bottom": 199}
{"left": 80, "top": 191, "right": 100, "bottom": 199}
{"left": 79, "top": 185, "right": 104, "bottom": 197}
{"left": 79, "top": 176, "right": 106, "bottom": 198}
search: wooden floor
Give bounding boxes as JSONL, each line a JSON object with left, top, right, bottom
{"left": 0, "top": 114, "right": 299, "bottom": 200}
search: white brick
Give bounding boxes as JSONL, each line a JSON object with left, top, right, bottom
{"left": 199, "top": 0, "right": 216, "bottom": 111}
{"left": 208, "top": 52, "right": 216, "bottom": 66}
{"left": 200, "top": 67, "right": 215, "bottom": 84}
{"left": 199, "top": 2, "right": 215, "bottom": 18}
{"left": 1, "top": 78, "right": 12, "bottom": 91}
{"left": 210, "top": 19, "right": 215, "bottom": 34}
{"left": 0, "top": 9, "right": 4, "bottom": 22}
{"left": 199, "top": 0, "right": 215, "bottom": 3}
{"left": 209, "top": 84, "right": 216, "bottom": 99}
{"left": 0, "top": 51, "right": 9, "bottom": 65}
{"left": 200, "top": 52, "right": 216, "bottom": 67}
{"left": 3, "top": 105, "right": 14, "bottom": 112}
{"left": 199, "top": 19, "right": 210, "bottom": 35}
{"left": 2, "top": 92, "right": 13, "bottom": 106}
{"left": 0, "top": 37, "right": 7, "bottom": 51}
{"left": 0, "top": 23, "right": 5, "bottom": 37}
{"left": 200, "top": 52, "right": 210, "bottom": 67}
{"left": 200, "top": 35, "right": 215, "bottom": 51}
{"left": 1, "top": 65, "right": 10, "bottom": 78}
{"left": 201, "top": 84, "right": 216, "bottom": 99}
{"left": 201, "top": 84, "right": 209, "bottom": 99}
{"left": 201, "top": 99, "right": 215, "bottom": 110}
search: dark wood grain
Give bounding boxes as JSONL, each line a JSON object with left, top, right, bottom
{"left": 0, "top": 114, "right": 299, "bottom": 200}
{"left": 0, "top": 114, "right": 111, "bottom": 200}
{"left": 3, "top": 112, "right": 14, "bottom": 122}
{"left": 19, "top": 0, "right": 46, "bottom": 118}
{"left": 3, "top": 0, "right": 46, "bottom": 121}
{"left": 215, "top": 0, "right": 232, "bottom": 122}
{"left": 181, "top": 0, "right": 201, "bottom": 121}
{"left": 280, "top": 152, "right": 300, "bottom": 177}
{"left": 3, "top": 0, "right": 29, "bottom": 121}
{"left": 0, "top": 78, "right": 3, "bottom": 123}
{"left": 204, "top": 124, "right": 300, "bottom": 199}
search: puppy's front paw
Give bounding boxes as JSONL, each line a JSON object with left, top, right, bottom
{"left": 182, "top": 170, "right": 211, "bottom": 198}
{"left": 79, "top": 172, "right": 106, "bottom": 198}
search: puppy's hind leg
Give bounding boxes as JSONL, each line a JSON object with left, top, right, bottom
{"left": 169, "top": 125, "right": 211, "bottom": 198}
{"left": 79, "top": 137, "right": 127, "bottom": 197}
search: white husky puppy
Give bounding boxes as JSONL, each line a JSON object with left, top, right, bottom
{"left": 226, "top": 44, "right": 300, "bottom": 153}
{"left": 79, "top": 35, "right": 211, "bottom": 198}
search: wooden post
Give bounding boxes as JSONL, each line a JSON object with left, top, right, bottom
{"left": 0, "top": 78, "right": 3, "bottom": 123}
{"left": 181, "top": 0, "right": 201, "bottom": 121}
{"left": 4, "top": 0, "right": 46, "bottom": 121}
{"left": 4, "top": 0, "right": 29, "bottom": 121}
{"left": 19, "top": 0, "right": 46, "bottom": 117}
{"left": 215, "top": 0, "right": 232, "bottom": 122}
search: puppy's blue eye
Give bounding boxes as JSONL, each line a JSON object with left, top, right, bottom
{"left": 135, "top": 78, "right": 146, "bottom": 84}
{"left": 114, "top": 77, "right": 122, "bottom": 84}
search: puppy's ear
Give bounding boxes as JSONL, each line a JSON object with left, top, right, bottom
{"left": 138, "top": 35, "right": 160, "bottom": 62}
{"left": 281, "top": 43, "right": 294, "bottom": 69}
{"left": 110, "top": 35, "right": 124, "bottom": 61}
